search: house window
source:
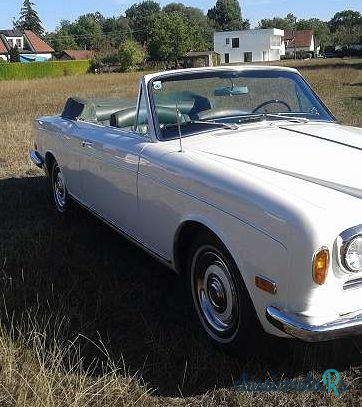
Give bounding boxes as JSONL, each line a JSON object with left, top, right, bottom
{"left": 226, "top": 38, "right": 230, "bottom": 45}
{"left": 232, "top": 38, "right": 239, "bottom": 48}
{"left": 224, "top": 53, "right": 230, "bottom": 64}
{"left": 8, "top": 39, "right": 13, "bottom": 47}
{"left": 16, "top": 38, "right": 22, "bottom": 48}
{"left": 244, "top": 52, "right": 252, "bottom": 62}
{"left": 271, "top": 35, "right": 281, "bottom": 46}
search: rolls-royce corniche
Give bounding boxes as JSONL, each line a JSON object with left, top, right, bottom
{"left": 30, "top": 66, "right": 362, "bottom": 351}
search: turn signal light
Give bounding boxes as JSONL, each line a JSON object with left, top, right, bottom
{"left": 255, "top": 276, "right": 277, "bottom": 294}
{"left": 312, "top": 247, "right": 330, "bottom": 285}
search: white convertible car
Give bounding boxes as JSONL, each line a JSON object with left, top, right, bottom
{"left": 31, "top": 66, "right": 362, "bottom": 350}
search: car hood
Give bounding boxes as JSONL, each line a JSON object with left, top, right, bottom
{"left": 188, "top": 122, "right": 362, "bottom": 199}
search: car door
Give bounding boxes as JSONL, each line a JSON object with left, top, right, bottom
{"left": 76, "top": 87, "right": 152, "bottom": 239}
{"left": 51, "top": 118, "right": 84, "bottom": 200}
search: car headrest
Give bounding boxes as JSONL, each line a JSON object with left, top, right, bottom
{"left": 155, "top": 91, "right": 211, "bottom": 119}
{"left": 110, "top": 106, "right": 189, "bottom": 129}
{"left": 96, "top": 106, "right": 125, "bottom": 122}
{"left": 110, "top": 107, "right": 138, "bottom": 128}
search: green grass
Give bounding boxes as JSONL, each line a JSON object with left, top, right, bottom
{"left": 0, "top": 59, "right": 360, "bottom": 406}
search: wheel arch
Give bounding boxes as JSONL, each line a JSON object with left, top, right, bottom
{"left": 173, "top": 217, "right": 237, "bottom": 275}
{"left": 44, "top": 151, "right": 56, "bottom": 177}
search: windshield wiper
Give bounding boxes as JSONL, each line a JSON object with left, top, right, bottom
{"left": 264, "top": 113, "right": 310, "bottom": 123}
{"left": 189, "top": 120, "right": 239, "bottom": 130}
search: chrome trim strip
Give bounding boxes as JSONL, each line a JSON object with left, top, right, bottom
{"left": 266, "top": 306, "right": 362, "bottom": 342}
{"left": 343, "top": 277, "right": 362, "bottom": 290}
{"left": 338, "top": 224, "right": 362, "bottom": 273}
{"left": 30, "top": 150, "right": 44, "bottom": 168}
{"left": 280, "top": 126, "right": 362, "bottom": 151}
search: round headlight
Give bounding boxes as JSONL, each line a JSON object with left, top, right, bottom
{"left": 344, "top": 236, "right": 362, "bottom": 272}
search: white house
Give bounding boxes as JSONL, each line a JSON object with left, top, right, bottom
{"left": 283, "top": 30, "right": 319, "bottom": 57}
{"left": 0, "top": 29, "right": 54, "bottom": 62}
{"left": 214, "top": 28, "right": 285, "bottom": 64}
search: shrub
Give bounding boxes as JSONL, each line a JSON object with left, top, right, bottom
{"left": 0, "top": 60, "right": 91, "bottom": 81}
{"left": 118, "top": 40, "right": 145, "bottom": 72}
{"left": 9, "top": 46, "right": 20, "bottom": 63}
{"left": 89, "top": 55, "right": 103, "bottom": 72}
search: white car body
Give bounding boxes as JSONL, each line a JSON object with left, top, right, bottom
{"left": 31, "top": 66, "right": 362, "bottom": 342}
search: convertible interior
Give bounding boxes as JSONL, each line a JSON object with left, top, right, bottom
{"left": 61, "top": 91, "right": 212, "bottom": 131}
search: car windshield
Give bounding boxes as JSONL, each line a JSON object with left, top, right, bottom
{"left": 149, "top": 69, "right": 335, "bottom": 140}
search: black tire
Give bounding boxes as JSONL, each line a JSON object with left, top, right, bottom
{"left": 51, "top": 160, "right": 69, "bottom": 214}
{"left": 187, "top": 231, "right": 264, "bottom": 353}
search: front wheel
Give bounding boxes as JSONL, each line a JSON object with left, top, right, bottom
{"left": 51, "top": 161, "right": 69, "bottom": 214}
{"left": 188, "top": 232, "right": 264, "bottom": 352}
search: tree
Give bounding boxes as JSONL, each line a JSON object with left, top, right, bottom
{"left": 125, "top": 1, "right": 161, "bottom": 46}
{"left": 285, "top": 13, "right": 297, "bottom": 27}
{"left": 329, "top": 10, "right": 362, "bottom": 33}
{"left": 45, "top": 31, "right": 78, "bottom": 54}
{"left": 259, "top": 15, "right": 297, "bottom": 30}
{"left": 71, "top": 14, "right": 106, "bottom": 50}
{"left": 333, "top": 25, "right": 361, "bottom": 48}
{"left": 45, "top": 20, "right": 78, "bottom": 53}
{"left": 45, "top": 12, "right": 133, "bottom": 54}
{"left": 149, "top": 11, "right": 192, "bottom": 61}
{"left": 101, "top": 17, "right": 132, "bottom": 48}
{"left": 207, "top": 0, "right": 249, "bottom": 31}
{"left": 9, "top": 46, "right": 20, "bottom": 62}
{"left": 163, "top": 3, "right": 213, "bottom": 50}
{"left": 118, "top": 40, "right": 145, "bottom": 71}
{"left": 14, "top": 0, "right": 44, "bottom": 35}
{"left": 329, "top": 10, "right": 361, "bottom": 50}
{"left": 46, "top": 14, "right": 112, "bottom": 53}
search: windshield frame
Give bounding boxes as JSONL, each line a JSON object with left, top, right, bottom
{"left": 146, "top": 68, "right": 337, "bottom": 142}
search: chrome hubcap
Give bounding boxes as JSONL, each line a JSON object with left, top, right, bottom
{"left": 192, "top": 249, "right": 239, "bottom": 341}
{"left": 207, "top": 274, "right": 227, "bottom": 313}
{"left": 54, "top": 169, "right": 66, "bottom": 208}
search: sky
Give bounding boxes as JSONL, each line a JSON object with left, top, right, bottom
{"left": 1, "top": 0, "right": 361, "bottom": 32}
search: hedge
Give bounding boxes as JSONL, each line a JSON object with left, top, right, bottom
{"left": 0, "top": 60, "right": 91, "bottom": 81}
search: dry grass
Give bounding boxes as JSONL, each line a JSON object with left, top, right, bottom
{"left": 0, "top": 59, "right": 361, "bottom": 406}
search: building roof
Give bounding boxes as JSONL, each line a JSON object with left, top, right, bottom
{"left": 0, "top": 35, "right": 8, "bottom": 54}
{"left": 23, "top": 30, "right": 54, "bottom": 53}
{"left": 284, "top": 30, "right": 314, "bottom": 48}
{"left": 214, "top": 28, "right": 284, "bottom": 36}
{"left": 0, "top": 29, "right": 22, "bottom": 37}
{"left": 61, "top": 50, "right": 94, "bottom": 60}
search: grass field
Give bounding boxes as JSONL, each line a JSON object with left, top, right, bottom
{"left": 0, "top": 59, "right": 361, "bottom": 406}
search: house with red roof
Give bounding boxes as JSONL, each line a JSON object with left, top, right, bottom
{"left": 59, "top": 50, "right": 95, "bottom": 61}
{"left": 283, "top": 30, "right": 319, "bottom": 57}
{"left": 0, "top": 29, "right": 54, "bottom": 62}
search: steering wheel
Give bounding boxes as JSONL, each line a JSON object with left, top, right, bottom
{"left": 252, "top": 99, "right": 292, "bottom": 114}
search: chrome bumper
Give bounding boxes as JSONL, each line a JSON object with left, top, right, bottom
{"left": 266, "top": 306, "right": 362, "bottom": 342}
{"left": 30, "top": 150, "right": 44, "bottom": 168}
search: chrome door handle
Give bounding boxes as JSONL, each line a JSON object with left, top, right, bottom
{"left": 81, "top": 140, "right": 93, "bottom": 147}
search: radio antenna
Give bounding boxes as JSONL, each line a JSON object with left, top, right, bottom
{"left": 176, "top": 101, "right": 183, "bottom": 153}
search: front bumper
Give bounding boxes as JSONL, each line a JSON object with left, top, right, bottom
{"left": 266, "top": 306, "right": 362, "bottom": 342}
{"left": 30, "top": 150, "right": 44, "bottom": 168}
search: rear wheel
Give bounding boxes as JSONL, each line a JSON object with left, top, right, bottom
{"left": 188, "top": 231, "right": 263, "bottom": 352}
{"left": 51, "top": 161, "right": 69, "bottom": 213}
